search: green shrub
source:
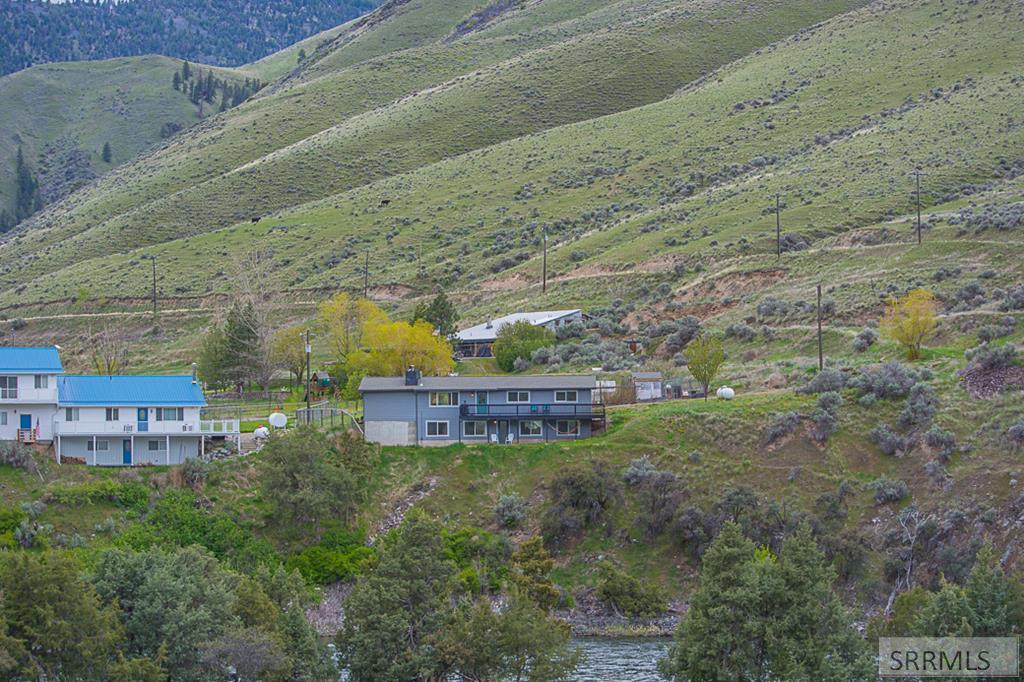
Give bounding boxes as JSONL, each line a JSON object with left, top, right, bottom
{"left": 444, "top": 526, "right": 512, "bottom": 592}
{"left": 116, "top": 490, "right": 278, "bottom": 572}
{"left": 285, "top": 543, "right": 374, "bottom": 585}
{"left": 455, "top": 566, "right": 482, "bottom": 595}
{"left": 0, "top": 506, "right": 26, "bottom": 535}
{"left": 48, "top": 480, "right": 150, "bottom": 510}
{"left": 594, "top": 562, "right": 666, "bottom": 617}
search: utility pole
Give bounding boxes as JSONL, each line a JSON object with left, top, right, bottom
{"left": 302, "top": 329, "right": 312, "bottom": 415}
{"left": 816, "top": 283, "right": 824, "bottom": 371}
{"left": 913, "top": 169, "right": 923, "bottom": 245}
{"left": 542, "top": 230, "right": 548, "bottom": 294}
{"left": 363, "top": 250, "right": 369, "bottom": 299}
{"left": 775, "top": 193, "right": 782, "bottom": 260}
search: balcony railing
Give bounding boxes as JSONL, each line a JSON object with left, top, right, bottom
{"left": 54, "top": 421, "right": 233, "bottom": 435}
{"left": 459, "top": 403, "right": 605, "bottom": 419}
{"left": 200, "top": 419, "right": 240, "bottom": 434}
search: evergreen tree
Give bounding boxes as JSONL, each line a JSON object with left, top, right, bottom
{"left": 0, "top": 210, "right": 10, "bottom": 233}
{"left": 222, "top": 301, "right": 259, "bottom": 387}
{"left": 0, "top": 552, "right": 129, "bottom": 679}
{"left": 339, "top": 514, "right": 456, "bottom": 681}
{"left": 101, "top": 141, "right": 112, "bottom": 163}
{"left": 14, "top": 146, "right": 41, "bottom": 223}
{"left": 964, "top": 542, "right": 1023, "bottom": 636}
{"left": 181, "top": 60, "right": 191, "bottom": 81}
{"left": 913, "top": 579, "right": 975, "bottom": 637}
{"left": 172, "top": 70, "right": 181, "bottom": 91}
{"left": 659, "top": 522, "right": 768, "bottom": 680}
{"left": 413, "top": 291, "right": 459, "bottom": 339}
{"left": 660, "top": 522, "right": 871, "bottom": 680}
{"left": 259, "top": 426, "right": 356, "bottom": 541}
{"left": 769, "top": 523, "right": 873, "bottom": 680}
{"left": 510, "top": 537, "right": 561, "bottom": 611}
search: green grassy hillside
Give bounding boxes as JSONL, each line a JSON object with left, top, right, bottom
{"left": 0, "top": 55, "right": 250, "bottom": 228}
{"left": 0, "top": 0, "right": 868, "bottom": 299}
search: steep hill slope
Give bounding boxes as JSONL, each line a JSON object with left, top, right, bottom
{"left": 3, "top": 0, "right": 1019, "bottom": 315}
{"left": 0, "top": 55, "right": 255, "bottom": 231}
{"left": 0, "top": 0, "right": 868, "bottom": 300}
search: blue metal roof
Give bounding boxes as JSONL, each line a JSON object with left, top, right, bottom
{"left": 0, "top": 346, "right": 63, "bottom": 373}
{"left": 57, "top": 375, "right": 207, "bottom": 406}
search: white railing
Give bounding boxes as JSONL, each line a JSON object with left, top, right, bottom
{"left": 200, "top": 419, "right": 240, "bottom": 434}
{"left": 55, "top": 419, "right": 222, "bottom": 436}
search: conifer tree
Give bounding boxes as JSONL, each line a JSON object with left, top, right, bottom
{"left": 964, "top": 542, "right": 1023, "bottom": 636}
{"left": 101, "top": 141, "right": 112, "bottom": 163}
{"left": 181, "top": 60, "right": 191, "bottom": 81}
{"left": 913, "top": 579, "right": 974, "bottom": 637}
{"left": 172, "top": 70, "right": 181, "bottom": 90}
{"left": 14, "top": 146, "right": 41, "bottom": 222}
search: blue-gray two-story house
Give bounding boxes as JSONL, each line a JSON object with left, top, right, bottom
{"left": 359, "top": 368, "right": 603, "bottom": 446}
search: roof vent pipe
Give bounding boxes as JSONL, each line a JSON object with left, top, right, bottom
{"left": 191, "top": 363, "right": 198, "bottom": 384}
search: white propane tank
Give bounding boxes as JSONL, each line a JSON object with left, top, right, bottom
{"left": 268, "top": 412, "right": 288, "bottom": 428}
{"left": 716, "top": 386, "right": 736, "bottom": 400}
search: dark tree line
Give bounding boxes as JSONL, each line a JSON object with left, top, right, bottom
{"left": 173, "top": 60, "right": 263, "bottom": 114}
{"left": 0, "top": 0, "right": 380, "bottom": 77}
{"left": 0, "top": 147, "right": 42, "bottom": 233}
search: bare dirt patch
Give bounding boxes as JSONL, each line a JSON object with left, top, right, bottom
{"left": 961, "top": 366, "right": 1024, "bottom": 399}
{"left": 675, "top": 267, "right": 787, "bottom": 303}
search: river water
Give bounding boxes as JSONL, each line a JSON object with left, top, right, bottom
{"left": 573, "top": 637, "right": 670, "bottom": 681}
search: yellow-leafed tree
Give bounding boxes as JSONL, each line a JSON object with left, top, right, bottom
{"left": 881, "top": 288, "right": 937, "bottom": 361}
{"left": 347, "top": 317, "right": 454, "bottom": 378}
{"left": 318, "top": 293, "right": 388, "bottom": 363}
{"left": 269, "top": 325, "right": 308, "bottom": 386}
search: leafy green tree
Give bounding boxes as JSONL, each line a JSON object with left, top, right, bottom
{"left": 198, "top": 324, "right": 229, "bottom": 388}
{"left": 260, "top": 427, "right": 356, "bottom": 541}
{"left": 493, "top": 319, "right": 555, "bottom": 371}
{"left": 92, "top": 546, "right": 238, "bottom": 680}
{"left": 102, "top": 141, "right": 112, "bottom": 163}
{"left": 338, "top": 514, "right": 456, "bottom": 681}
{"left": 0, "top": 551, "right": 129, "bottom": 680}
{"left": 913, "top": 578, "right": 974, "bottom": 636}
{"left": 413, "top": 292, "right": 459, "bottom": 339}
{"left": 685, "top": 334, "right": 726, "bottom": 401}
{"left": 594, "top": 562, "right": 665, "bottom": 617}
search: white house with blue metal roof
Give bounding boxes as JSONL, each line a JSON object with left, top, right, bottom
{"left": 1, "top": 346, "right": 239, "bottom": 466}
{"left": 0, "top": 346, "right": 63, "bottom": 444}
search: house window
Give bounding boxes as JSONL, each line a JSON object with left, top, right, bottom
{"left": 429, "top": 392, "right": 458, "bottom": 407}
{"left": 156, "top": 407, "right": 184, "bottom": 421}
{"left": 34, "top": 375, "right": 48, "bottom": 389}
{"left": 425, "top": 421, "right": 449, "bottom": 437}
{"left": 148, "top": 440, "right": 161, "bottom": 451}
{"left": 87, "top": 440, "right": 110, "bottom": 452}
{"left": 463, "top": 421, "right": 486, "bottom": 437}
{"left": 0, "top": 412, "right": 6, "bottom": 426}
{"left": 65, "top": 408, "right": 80, "bottom": 421}
{"left": 105, "top": 408, "right": 120, "bottom": 422}
{"left": 0, "top": 376, "right": 17, "bottom": 399}
{"left": 507, "top": 391, "right": 530, "bottom": 403}
{"left": 554, "top": 390, "right": 578, "bottom": 403}
{"left": 519, "top": 420, "right": 542, "bottom": 437}
{"left": 555, "top": 420, "right": 579, "bottom": 436}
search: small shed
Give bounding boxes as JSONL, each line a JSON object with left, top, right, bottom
{"left": 632, "top": 371, "right": 664, "bottom": 402}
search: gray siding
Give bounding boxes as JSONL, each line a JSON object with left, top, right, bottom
{"left": 363, "top": 385, "right": 596, "bottom": 445}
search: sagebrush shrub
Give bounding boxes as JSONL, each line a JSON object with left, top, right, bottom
{"left": 870, "top": 424, "right": 907, "bottom": 456}
{"left": 494, "top": 494, "right": 526, "bottom": 529}
{"left": 870, "top": 477, "right": 908, "bottom": 505}
{"left": 765, "top": 411, "right": 801, "bottom": 444}
{"left": 898, "top": 384, "right": 939, "bottom": 429}
{"left": 964, "top": 343, "right": 1018, "bottom": 372}
{"left": 852, "top": 328, "right": 878, "bottom": 352}
{"left": 848, "top": 362, "right": 922, "bottom": 403}
{"left": 796, "top": 368, "right": 845, "bottom": 394}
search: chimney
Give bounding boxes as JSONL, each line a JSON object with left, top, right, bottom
{"left": 191, "top": 363, "right": 198, "bottom": 384}
{"left": 485, "top": 320, "right": 493, "bottom": 329}
{"left": 405, "top": 365, "right": 421, "bottom": 386}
